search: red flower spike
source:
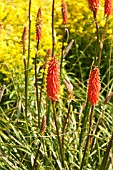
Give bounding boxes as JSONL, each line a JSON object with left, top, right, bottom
{"left": 46, "top": 57, "right": 60, "bottom": 102}
{"left": 104, "top": 0, "right": 112, "bottom": 16}
{"left": 61, "top": 0, "right": 68, "bottom": 24}
{"left": 88, "top": 67, "right": 101, "bottom": 106}
{"left": 36, "top": 8, "right": 42, "bottom": 41}
{"left": 88, "top": 0, "right": 100, "bottom": 13}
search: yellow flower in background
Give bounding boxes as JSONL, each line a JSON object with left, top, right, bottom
{"left": 0, "top": 0, "right": 113, "bottom": 82}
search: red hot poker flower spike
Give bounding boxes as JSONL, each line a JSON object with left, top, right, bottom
{"left": 46, "top": 57, "right": 60, "bottom": 102}
{"left": 36, "top": 8, "right": 42, "bottom": 41}
{"left": 88, "top": 0, "right": 100, "bottom": 16}
{"left": 104, "top": 0, "right": 112, "bottom": 16}
{"left": 61, "top": 0, "right": 68, "bottom": 24}
{"left": 88, "top": 67, "right": 101, "bottom": 106}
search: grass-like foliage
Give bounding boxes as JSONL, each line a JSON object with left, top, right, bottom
{"left": 0, "top": 0, "right": 113, "bottom": 169}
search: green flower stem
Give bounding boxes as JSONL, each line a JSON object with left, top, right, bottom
{"left": 62, "top": 102, "right": 71, "bottom": 150}
{"left": 77, "top": 100, "right": 89, "bottom": 160}
{"left": 91, "top": 106, "right": 105, "bottom": 150}
{"left": 99, "top": 132, "right": 113, "bottom": 170}
{"left": 98, "top": 16, "right": 108, "bottom": 68}
{"left": 25, "top": 0, "right": 31, "bottom": 126}
{"left": 80, "top": 105, "right": 94, "bottom": 170}
{"left": 60, "top": 26, "right": 65, "bottom": 77}
{"left": 46, "top": 99, "right": 51, "bottom": 126}
{"left": 23, "top": 57, "right": 27, "bottom": 123}
{"left": 28, "top": 0, "right": 31, "bottom": 71}
{"left": 52, "top": 0, "right": 55, "bottom": 57}
{"left": 52, "top": 101, "right": 65, "bottom": 168}
{"left": 93, "top": 12, "right": 99, "bottom": 65}
{"left": 38, "top": 67, "right": 45, "bottom": 125}
{"left": 35, "top": 40, "right": 40, "bottom": 127}
{"left": 32, "top": 137, "right": 41, "bottom": 170}
{"left": 107, "top": 37, "right": 112, "bottom": 95}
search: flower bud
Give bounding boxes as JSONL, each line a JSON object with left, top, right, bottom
{"left": 61, "top": 0, "right": 68, "bottom": 24}
{"left": 40, "top": 115, "right": 46, "bottom": 134}
{"left": 36, "top": 8, "right": 42, "bottom": 40}
{"left": 21, "top": 26, "right": 27, "bottom": 55}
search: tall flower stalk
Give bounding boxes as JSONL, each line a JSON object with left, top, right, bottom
{"left": 99, "top": 132, "right": 113, "bottom": 170}
{"left": 38, "top": 49, "right": 52, "bottom": 125}
{"left": 22, "top": 27, "right": 28, "bottom": 124}
{"left": 98, "top": 16, "right": 108, "bottom": 67}
{"left": 60, "top": 0, "right": 68, "bottom": 76}
{"left": 80, "top": 67, "right": 101, "bottom": 169}
{"left": 46, "top": 57, "right": 64, "bottom": 167}
{"left": 62, "top": 76, "right": 73, "bottom": 150}
{"left": 52, "top": 0, "right": 55, "bottom": 57}
{"left": 88, "top": 0, "right": 100, "bottom": 64}
{"left": 80, "top": 106, "right": 94, "bottom": 170}
{"left": 52, "top": 102, "right": 65, "bottom": 168}
{"left": 98, "top": 0, "right": 112, "bottom": 67}
{"left": 32, "top": 115, "right": 46, "bottom": 170}
{"left": 24, "top": 0, "right": 31, "bottom": 127}
{"left": 51, "top": 3, "right": 64, "bottom": 166}
{"left": 35, "top": 8, "right": 42, "bottom": 127}
{"left": 91, "top": 92, "right": 113, "bottom": 150}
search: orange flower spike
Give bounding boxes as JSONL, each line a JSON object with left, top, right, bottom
{"left": 46, "top": 57, "right": 60, "bottom": 102}
{"left": 61, "top": 0, "right": 68, "bottom": 24}
{"left": 36, "top": 8, "right": 42, "bottom": 41}
{"left": 88, "top": 67, "right": 101, "bottom": 106}
{"left": 104, "top": 0, "right": 112, "bottom": 16}
{"left": 88, "top": 0, "right": 100, "bottom": 12}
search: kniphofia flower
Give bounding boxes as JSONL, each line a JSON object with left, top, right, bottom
{"left": 88, "top": 0, "right": 100, "bottom": 18}
{"left": 87, "top": 67, "right": 101, "bottom": 106}
{"left": 61, "top": 0, "right": 68, "bottom": 24}
{"left": 46, "top": 57, "right": 60, "bottom": 102}
{"left": 104, "top": 0, "right": 112, "bottom": 16}
{"left": 36, "top": 8, "right": 42, "bottom": 40}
